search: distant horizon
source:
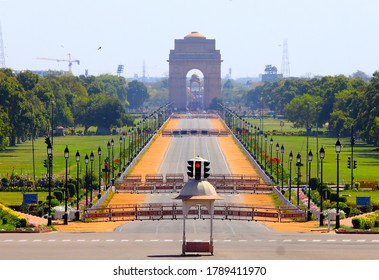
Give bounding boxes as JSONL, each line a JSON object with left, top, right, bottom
{"left": 1, "top": 0, "right": 378, "bottom": 79}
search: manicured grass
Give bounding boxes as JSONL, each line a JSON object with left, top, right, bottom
{"left": 339, "top": 190, "right": 379, "bottom": 206}
{"left": 241, "top": 118, "right": 379, "bottom": 183}
{"left": 0, "top": 192, "right": 48, "bottom": 206}
{"left": 0, "top": 135, "right": 131, "bottom": 180}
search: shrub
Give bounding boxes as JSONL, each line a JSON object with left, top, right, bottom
{"left": 53, "top": 191, "right": 63, "bottom": 202}
{"left": 352, "top": 217, "right": 363, "bottom": 229}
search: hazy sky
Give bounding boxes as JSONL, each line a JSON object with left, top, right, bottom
{"left": 1, "top": 0, "right": 378, "bottom": 78}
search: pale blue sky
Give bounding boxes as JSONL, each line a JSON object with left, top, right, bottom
{"left": 1, "top": 0, "right": 378, "bottom": 78}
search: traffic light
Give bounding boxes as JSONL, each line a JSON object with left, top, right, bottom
{"left": 351, "top": 136, "right": 355, "bottom": 145}
{"left": 203, "top": 160, "right": 210, "bottom": 179}
{"left": 347, "top": 157, "right": 351, "bottom": 169}
{"left": 43, "top": 159, "right": 48, "bottom": 168}
{"left": 353, "top": 160, "right": 357, "bottom": 169}
{"left": 187, "top": 161, "right": 194, "bottom": 178}
{"left": 44, "top": 136, "right": 51, "bottom": 145}
{"left": 194, "top": 161, "right": 202, "bottom": 180}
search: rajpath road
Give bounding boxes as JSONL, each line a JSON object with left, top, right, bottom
{"left": 1, "top": 225, "right": 379, "bottom": 259}
{"left": 1, "top": 117, "right": 379, "bottom": 260}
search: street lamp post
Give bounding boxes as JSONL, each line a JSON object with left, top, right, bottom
{"left": 119, "top": 136, "right": 122, "bottom": 173}
{"left": 281, "top": 144, "right": 285, "bottom": 192}
{"left": 63, "top": 146, "right": 69, "bottom": 225}
{"left": 289, "top": 151, "right": 293, "bottom": 202}
{"left": 307, "top": 150, "right": 313, "bottom": 221}
{"left": 296, "top": 153, "right": 302, "bottom": 206}
{"left": 264, "top": 134, "right": 268, "bottom": 170}
{"left": 123, "top": 133, "right": 126, "bottom": 168}
{"left": 98, "top": 147, "right": 102, "bottom": 191}
{"left": 75, "top": 151, "right": 80, "bottom": 220}
{"left": 270, "top": 138, "right": 273, "bottom": 177}
{"left": 276, "top": 143, "right": 279, "bottom": 185}
{"left": 128, "top": 129, "right": 131, "bottom": 164}
{"left": 89, "top": 151, "right": 94, "bottom": 207}
{"left": 335, "top": 139, "right": 341, "bottom": 229}
{"left": 107, "top": 141, "right": 111, "bottom": 188}
{"left": 111, "top": 138, "right": 114, "bottom": 180}
{"left": 84, "top": 154, "right": 89, "bottom": 208}
{"left": 47, "top": 142, "right": 53, "bottom": 226}
{"left": 319, "top": 146, "right": 325, "bottom": 226}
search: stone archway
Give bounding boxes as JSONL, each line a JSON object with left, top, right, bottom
{"left": 168, "top": 32, "right": 222, "bottom": 111}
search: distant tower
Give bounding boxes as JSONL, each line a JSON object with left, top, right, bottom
{"left": 142, "top": 60, "right": 146, "bottom": 82}
{"left": 281, "top": 39, "right": 290, "bottom": 77}
{"left": 0, "top": 22, "right": 5, "bottom": 68}
{"left": 228, "top": 67, "right": 232, "bottom": 79}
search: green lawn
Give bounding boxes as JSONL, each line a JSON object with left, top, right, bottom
{"left": 0, "top": 192, "right": 48, "bottom": 206}
{"left": 243, "top": 118, "right": 379, "bottom": 184}
{"left": 0, "top": 135, "right": 130, "bottom": 181}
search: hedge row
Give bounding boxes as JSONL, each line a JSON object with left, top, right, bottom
{"left": 0, "top": 203, "right": 28, "bottom": 227}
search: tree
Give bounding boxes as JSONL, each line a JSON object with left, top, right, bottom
{"left": 127, "top": 80, "right": 149, "bottom": 109}
{"left": 284, "top": 94, "right": 322, "bottom": 129}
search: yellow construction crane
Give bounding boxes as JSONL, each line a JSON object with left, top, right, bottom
{"left": 37, "top": 53, "right": 80, "bottom": 73}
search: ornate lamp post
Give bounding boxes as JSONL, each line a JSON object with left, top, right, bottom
{"left": 63, "top": 146, "right": 69, "bottom": 225}
{"left": 47, "top": 141, "right": 53, "bottom": 226}
{"left": 107, "top": 141, "right": 111, "bottom": 188}
{"left": 276, "top": 143, "right": 280, "bottom": 185}
{"left": 84, "top": 154, "right": 89, "bottom": 208}
{"left": 264, "top": 134, "right": 268, "bottom": 169}
{"left": 89, "top": 151, "right": 94, "bottom": 206}
{"left": 281, "top": 144, "right": 285, "bottom": 192}
{"left": 111, "top": 138, "right": 114, "bottom": 180}
{"left": 307, "top": 150, "right": 313, "bottom": 221}
{"left": 319, "top": 146, "right": 325, "bottom": 226}
{"left": 335, "top": 139, "right": 341, "bottom": 228}
{"left": 98, "top": 147, "right": 102, "bottom": 191}
{"left": 296, "top": 152, "right": 302, "bottom": 206}
{"left": 119, "top": 136, "right": 122, "bottom": 173}
{"left": 123, "top": 133, "right": 126, "bottom": 168}
{"left": 128, "top": 129, "right": 131, "bottom": 164}
{"left": 75, "top": 151, "right": 80, "bottom": 220}
{"left": 289, "top": 151, "right": 293, "bottom": 202}
{"left": 270, "top": 138, "right": 273, "bottom": 176}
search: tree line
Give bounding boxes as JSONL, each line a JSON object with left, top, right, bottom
{"left": 0, "top": 68, "right": 150, "bottom": 150}
{"left": 245, "top": 71, "right": 379, "bottom": 145}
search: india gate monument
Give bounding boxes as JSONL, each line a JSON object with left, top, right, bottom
{"left": 168, "top": 32, "right": 222, "bottom": 111}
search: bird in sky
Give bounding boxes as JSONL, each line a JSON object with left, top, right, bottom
{"left": 97, "top": 46, "right": 101, "bottom": 50}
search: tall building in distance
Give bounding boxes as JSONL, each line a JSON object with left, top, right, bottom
{"left": 261, "top": 65, "right": 283, "bottom": 82}
{"left": 281, "top": 39, "right": 290, "bottom": 77}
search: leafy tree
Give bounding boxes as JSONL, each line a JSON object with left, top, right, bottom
{"left": 284, "top": 94, "right": 322, "bottom": 129}
{"left": 127, "top": 80, "right": 149, "bottom": 109}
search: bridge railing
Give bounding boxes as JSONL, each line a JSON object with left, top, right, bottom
{"left": 82, "top": 203, "right": 306, "bottom": 223}
{"left": 117, "top": 173, "right": 271, "bottom": 194}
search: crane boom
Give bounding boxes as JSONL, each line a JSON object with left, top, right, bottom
{"left": 37, "top": 53, "right": 80, "bottom": 72}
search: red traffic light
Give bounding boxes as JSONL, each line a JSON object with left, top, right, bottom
{"left": 195, "top": 162, "right": 201, "bottom": 168}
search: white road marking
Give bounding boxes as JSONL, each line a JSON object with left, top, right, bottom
{"left": 357, "top": 240, "right": 366, "bottom": 242}
{"left": 326, "top": 239, "right": 336, "bottom": 242}
{"left": 312, "top": 240, "right": 321, "bottom": 242}
{"left": 283, "top": 240, "right": 292, "bottom": 242}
